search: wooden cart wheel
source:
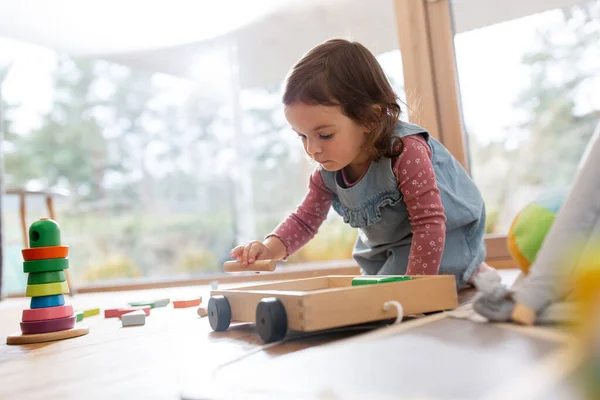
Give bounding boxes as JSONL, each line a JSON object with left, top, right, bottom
{"left": 207, "top": 295, "right": 231, "bottom": 332}
{"left": 255, "top": 297, "right": 288, "bottom": 343}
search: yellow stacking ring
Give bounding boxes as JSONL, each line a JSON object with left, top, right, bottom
{"left": 26, "top": 280, "right": 70, "bottom": 297}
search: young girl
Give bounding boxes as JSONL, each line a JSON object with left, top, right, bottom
{"left": 230, "top": 39, "right": 492, "bottom": 289}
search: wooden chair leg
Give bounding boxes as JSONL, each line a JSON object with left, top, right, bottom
{"left": 46, "top": 195, "right": 75, "bottom": 295}
{"left": 19, "top": 193, "right": 27, "bottom": 249}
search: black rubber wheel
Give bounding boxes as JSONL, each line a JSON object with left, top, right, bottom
{"left": 255, "top": 297, "right": 288, "bottom": 343}
{"left": 207, "top": 295, "right": 232, "bottom": 332}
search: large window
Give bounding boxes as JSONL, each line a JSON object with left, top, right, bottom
{"left": 453, "top": 0, "right": 600, "bottom": 233}
{"left": 1, "top": 1, "right": 406, "bottom": 294}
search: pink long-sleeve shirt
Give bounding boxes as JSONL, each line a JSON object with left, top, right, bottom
{"left": 268, "top": 134, "right": 447, "bottom": 275}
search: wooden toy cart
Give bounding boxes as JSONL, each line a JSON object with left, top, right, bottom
{"left": 207, "top": 275, "right": 458, "bottom": 343}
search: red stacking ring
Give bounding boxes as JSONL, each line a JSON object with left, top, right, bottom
{"left": 22, "top": 245, "right": 69, "bottom": 261}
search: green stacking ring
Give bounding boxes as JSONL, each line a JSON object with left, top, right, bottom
{"left": 27, "top": 270, "right": 66, "bottom": 285}
{"left": 23, "top": 258, "right": 69, "bottom": 273}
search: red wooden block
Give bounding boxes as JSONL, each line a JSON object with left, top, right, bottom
{"left": 20, "top": 315, "right": 75, "bottom": 334}
{"left": 173, "top": 298, "right": 202, "bottom": 309}
{"left": 104, "top": 306, "right": 151, "bottom": 318}
{"left": 22, "top": 304, "right": 74, "bottom": 322}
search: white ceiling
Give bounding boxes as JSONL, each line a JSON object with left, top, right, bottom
{"left": 0, "top": 0, "right": 317, "bottom": 56}
{"left": 0, "top": 0, "right": 589, "bottom": 88}
{"left": 0, "top": 0, "right": 587, "bottom": 57}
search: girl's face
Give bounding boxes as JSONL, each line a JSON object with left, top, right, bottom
{"left": 284, "top": 102, "right": 369, "bottom": 172}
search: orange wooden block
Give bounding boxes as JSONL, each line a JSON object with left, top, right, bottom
{"left": 173, "top": 298, "right": 202, "bottom": 309}
{"left": 22, "top": 305, "right": 74, "bottom": 322}
{"left": 22, "top": 245, "right": 69, "bottom": 261}
{"left": 104, "top": 306, "right": 151, "bottom": 318}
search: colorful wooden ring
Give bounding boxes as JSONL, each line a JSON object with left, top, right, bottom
{"left": 30, "top": 294, "right": 65, "bottom": 309}
{"left": 26, "top": 281, "right": 69, "bottom": 297}
{"left": 22, "top": 305, "right": 74, "bottom": 322}
{"left": 20, "top": 315, "right": 76, "bottom": 334}
{"left": 27, "top": 270, "right": 66, "bottom": 285}
{"left": 23, "top": 258, "right": 69, "bottom": 274}
{"left": 22, "top": 245, "right": 69, "bottom": 261}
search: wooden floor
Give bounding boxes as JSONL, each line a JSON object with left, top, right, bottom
{"left": 0, "top": 270, "right": 584, "bottom": 400}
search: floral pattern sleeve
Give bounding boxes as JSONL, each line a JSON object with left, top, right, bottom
{"left": 392, "top": 135, "right": 447, "bottom": 275}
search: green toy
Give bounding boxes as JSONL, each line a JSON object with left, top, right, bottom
{"left": 27, "top": 270, "right": 66, "bottom": 285}
{"left": 351, "top": 276, "right": 413, "bottom": 286}
{"left": 29, "top": 218, "right": 61, "bottom": 248}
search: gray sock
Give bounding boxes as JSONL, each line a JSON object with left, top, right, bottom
{"left": 471, "top": 270, "right": 515, "bottom": 322}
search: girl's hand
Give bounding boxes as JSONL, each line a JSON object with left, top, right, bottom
{"left": 230, "top": 240, "right": 274, "bottom": 267}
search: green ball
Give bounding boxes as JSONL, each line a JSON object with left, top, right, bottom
{"left": 507, "top": 190, "right": 566, "bottom": 274}
{"left": 29, "top": 218, "right": 62, "bottom": 248}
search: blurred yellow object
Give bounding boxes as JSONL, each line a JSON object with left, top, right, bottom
{"left": 573, "top": 247, "right": 600, "bottom": 336}
{"left": 572, "top": 245, "right": 600, "bottom": 400}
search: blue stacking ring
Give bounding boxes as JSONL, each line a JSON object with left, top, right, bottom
{"left": 30, "top": 294, "right": 65, "bottom": 309}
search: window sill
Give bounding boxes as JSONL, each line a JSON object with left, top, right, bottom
{"left": 4, "top": 235, "right": 513, "bottom": 298}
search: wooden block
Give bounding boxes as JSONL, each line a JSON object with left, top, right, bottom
{"left": 223, "top": 260, "right": 276, "bottom": 273}
{"left": 83, "top": 308, "right": 100, "bottom": 317}
{"left": 351, "top": 276, "right": 413, "bottom": 286}
{"left": 20, "top": 315, "right": 76, "bottom": 334}
{"left": 22, "top": 245, "right": 69, "bottom": 261}
{"left": 121, "top": 310, "right": 146, "bottom": 327}
{"left": 128, "top": 298, "right": 170, "bottom": 308}
{"left": 173, "top": 297, "right": 202, "bottom": 309}
{"left": 104, "top": 306, "right": 151, "bottom": 318}
{"left": 151, "top": 298, "right": 170, "bottom": 308}
{"left": 31, "top": 294, "right": 65, "bottom": 309}
{"left": 27, "top": 270, "right": 66, "bottom": 285}
{"left": 26, "top": 280, "right": 69, "bottom": 297}
{"left": 511, "top": 303, "right": 536, "bottom": 326}
{"left": 6, "top": 326, "right": 89, "bottom": 345}
{"left": 197, "top": 307, "right": 208, "bottom": 317}
{"left": 22, "top": 305, "right": 74, "bottom": 322}
{"left": 75, "top": 310, "right": 84, "bottom": 322}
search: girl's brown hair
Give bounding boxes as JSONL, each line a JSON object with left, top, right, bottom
{"left": 283, "top": 38, "right": 402, "bottom": 160}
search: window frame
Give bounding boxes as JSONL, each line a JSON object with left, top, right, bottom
{"left": 394, "top": 0, "right": 513, "bottom": 265}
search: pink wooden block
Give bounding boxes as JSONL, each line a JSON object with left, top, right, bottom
{"left": 104, "top": 306, "right": 151, "bottom": 318}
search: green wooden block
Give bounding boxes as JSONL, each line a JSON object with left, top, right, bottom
{"left": 23, "top": 258, "right": 69, "bottom": 274}
{"left": 75, "top": 310, "right": 84, "bottom": 322}
{"left": 27, "top": 270, "right": 66, "bottom": 285}
{"left": 351, "top": 276, "right": 413, "bottom": 286}
{"left": 29, "top": 218, "right": 62, "bottom": 248}
{"left": 128, "top": 298, "right": 170, "bottom": 309}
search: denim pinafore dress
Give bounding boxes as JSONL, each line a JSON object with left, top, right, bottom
{"left": 320, "top": 121, "right": 486, "bottom": 289}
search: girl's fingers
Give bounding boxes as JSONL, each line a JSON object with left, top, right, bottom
{"left": 230, "top": 246, "right": 244, "bottom": 260}
{"left": 242, "top": 243, "right": 252, "bottom": 267}
{"left": 248, "top": 243, "right": 262, "bottom": 264}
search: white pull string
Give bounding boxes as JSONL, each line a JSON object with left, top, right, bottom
{"left": 383, "top": 300, "right": 404, "bottom": 324}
